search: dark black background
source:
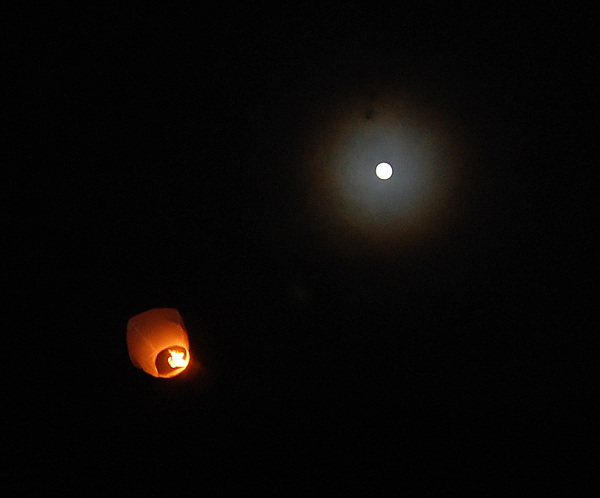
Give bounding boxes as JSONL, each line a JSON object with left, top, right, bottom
{"left": 7, "top": 4, "right": 589, "bottom": 493}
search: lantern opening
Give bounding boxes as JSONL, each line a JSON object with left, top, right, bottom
{"left": 155, "top": 346, "right": 189, "bottom": 377}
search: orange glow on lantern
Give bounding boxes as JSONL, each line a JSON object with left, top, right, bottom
{"left": 126, "top": 308, "right": 191, "bottom": 378}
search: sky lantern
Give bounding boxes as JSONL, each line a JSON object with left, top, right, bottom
{"left": 126, "top": 308, "right": 191, "bottom": 378}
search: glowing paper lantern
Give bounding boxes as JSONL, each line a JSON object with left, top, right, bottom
{"left": 126, "top": 308, "right": 191, "bottom": 378}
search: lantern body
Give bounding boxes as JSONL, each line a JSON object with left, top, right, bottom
{"left": 126, "top": 308, "right": 190, "bottom": 378}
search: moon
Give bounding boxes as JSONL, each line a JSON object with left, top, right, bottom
{"left": 375, "top": 162, "right": 393, "bottom": 180}
{"left": 297, "top": 82, "right": 474, "bottom": 257}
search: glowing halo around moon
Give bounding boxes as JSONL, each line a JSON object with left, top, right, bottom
{"left": 296, "top": 81, "right": 475, "bottom": 258}
{"left": 375, "top": 162, "right": 393, "bottom": 180}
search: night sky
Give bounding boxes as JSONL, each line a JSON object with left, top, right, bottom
{"left": 9, "top": 4, "right": 588, "bottom": 493}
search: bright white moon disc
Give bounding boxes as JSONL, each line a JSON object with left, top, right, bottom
{"left": 375, "top": 162, "right": 393, "bottom": 180}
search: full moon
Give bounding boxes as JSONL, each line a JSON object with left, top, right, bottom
{"left": 375, "top": 162, "right": 393, "bottom": 180}
{"left": 297, "top": 82, "right": 474, "bottom": 258}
